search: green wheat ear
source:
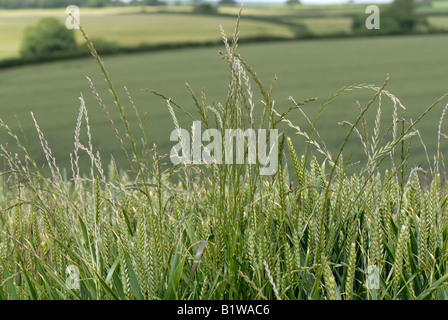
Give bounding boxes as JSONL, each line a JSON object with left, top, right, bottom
{"left": 287, "top": 137, "right": 305, "bottom": 187}
{"left": 345, "top": 241, "right": 357, "bottom": 300}
{"left": 393, "top": 220, "right": 410, "bottom": 290}
{"left": 323, "top": 260, "right": 338, "bottom": 300}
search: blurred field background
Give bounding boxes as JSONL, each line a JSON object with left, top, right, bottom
{"left": 0, "top": 2, "right": 448, "bottom": 172}
{"left": 0, "top": 6, "right": 297, "bottom": 59}
{"left": 2, "top": 3, "right": 448, "bottom": 59}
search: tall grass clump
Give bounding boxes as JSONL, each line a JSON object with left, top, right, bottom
{"left": 1, "top": 9, "right": 448, "bottom": 300}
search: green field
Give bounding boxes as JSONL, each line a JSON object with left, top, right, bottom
{"left": 2, "top": 4, "right": 448, "bottom": 60}
{"left": 1, "top": 33, "right": 447, "bottom": 172}
{"left": 0, "top": 7, "right": 296, "bottom": 60}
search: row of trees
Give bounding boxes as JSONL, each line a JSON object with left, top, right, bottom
{"left": 0, "top": 0, "right": 438, "bottom": 9}
{"left": 0, "top": 0, "right": 242, "bottom": 8}
{"left": 0, "top": 0, "right": 165, "bottom": 8}
{"left": 0, "top": 0, "right": 112, "bottom": 8}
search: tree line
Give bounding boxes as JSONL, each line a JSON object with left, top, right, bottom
{"left": 0, "top": 0, "right": 166, "bottom": 9}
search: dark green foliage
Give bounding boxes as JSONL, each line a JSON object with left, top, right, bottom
{"left": 218, "top": 0, "right": 237, "bottom": 5}
{"left": 20, "top": 17, "right": 77, "bottom": 59}
{"left": 193, "top": 3, "right": 218, "bottom": 15}
{"left": 352, "top": 0, "right": 429, "bottom": 34}
{"left": 388, "top": 0, "right": 427, "bottom": 32}
{"left": 140, "top": 0, "right": 165, "bottom": 6}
